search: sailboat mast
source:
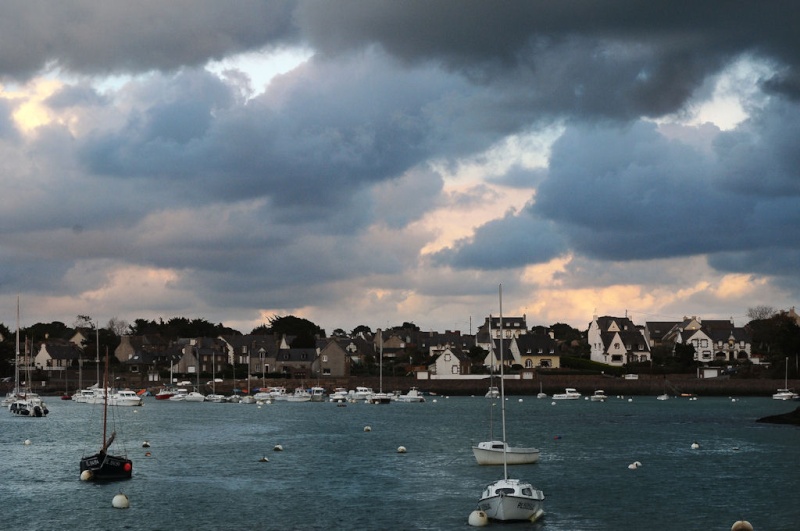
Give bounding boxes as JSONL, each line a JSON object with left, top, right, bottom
{"left": 499, "top": 284, "right": 508, "bottom": 479}
{"left": 102, "top": 346, "right": 109, "bottom": 449}
{"left": 15, "top": 296, "right": 20, "bottom": 394}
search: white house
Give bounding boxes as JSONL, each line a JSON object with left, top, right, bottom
{"left": 588, "top": 315, "right": 651, "bottom": 367}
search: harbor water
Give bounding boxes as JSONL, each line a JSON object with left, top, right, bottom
{"left": 1, "top": 394, "right": 798, "bottom": 530}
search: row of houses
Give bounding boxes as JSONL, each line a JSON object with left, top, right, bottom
{"left": 26, "top": 309, "right": 796, "bottom": 382}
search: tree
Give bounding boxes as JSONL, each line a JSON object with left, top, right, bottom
{"left": 351, "top": 324, "right": 372, "bottom": 337}
{"left": 674, "top": 343, "right": 696, "bottom": 369}
{"left": 331, "top": 328, "right": 348, "bottom": 338}
{"left": 747, "top": 313, "right": 800, "bottom": 376}
{"left": 106, "top": 317, "right": 130, "bottom": 336}
{"left": 265, "top": 315, "right": 325, "bottom": 348}
{"left": 747, "top": 306, "right": 776, "bottom": 321}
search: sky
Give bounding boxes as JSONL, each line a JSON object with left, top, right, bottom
{"left": 1, "top": 1, "right": 798, "bottom": 335}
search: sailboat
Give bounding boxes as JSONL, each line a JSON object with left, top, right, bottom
{"left": 366, "top": 330, "right": 391, "bottom": 404}
{"left": 773, "top": 357, "right": 799, "bottom": 400}
{"left": 6, "top": 298, "right": 49, "bottom": 417}
{"left": 472, "top": 313, "right": 539, "bottom": 466}
{"left": 537, "top": 381, "right": 547, "bottom": 399}
{"left": 475, "top": 285, "right": 545, "bottom": 522}
{"left": 79, "top": 345, "right": 132, "bottom": 481}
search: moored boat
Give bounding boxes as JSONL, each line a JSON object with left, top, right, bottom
{"left": 590, "top": 390, "right": 608, "bottom": 402}
{"left": 287, "top": 387, "right": 312, "bottom": 402}
{"left": 475, "top": 286, "right": 545, "bottom": 522}
{"left": 79, "top": 347, "right": 132, "bottom": 481}
{"left": 773, "top": 357, "right": 799, "bottom": 400}
{"left": 329, "top": 388, "right": 348, "bottom": 403}
{"left": 393, "top": 387, "right": 426, "bottom": 403}
{"left": 552, "top": 387, "right": 581, "bottom": 400}
{"left": 472, "top": 441, "right": 540, "bottom": 465}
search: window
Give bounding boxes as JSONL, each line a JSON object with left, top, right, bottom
{"left": 322, "top": 355, "right": 328, "bottom": 363}
{"left": 525, "top": 360, "right": 533, "bottom": 368}
{"left": 700, "top": 339, "right": 708, "bottom": 348}
{"left": 322, "top": 368, "right": 331, "bottom": 375}
{"left": 444, "top": 353, "right": 451, "bottom": 361}
{"left": 540, "top": 359, "right": 551, "bottom": 368}
{"left": 451, "top": 365, "right": 460, "bottom": 374}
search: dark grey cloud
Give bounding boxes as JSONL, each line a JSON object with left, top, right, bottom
{"left": 433, "top": 209, "right": 567, "bottom": 270}
{"left": 76, "top": 54, "right": 475, "bottom": 229}
{"left": 296, "top": 1, "right": 800, "bottom": 113}
{"left": 437, "top": 98, "right": 800, "bottom": 295}
{"left": 0, "top": 1, "right": 297, "bottom": 80}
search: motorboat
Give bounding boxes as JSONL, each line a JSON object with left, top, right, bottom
{"left": 287, "top": 388, "right": 312, "bottom": 402}
{"left": 267, "top": 387, "right": 289, "bottom": 401}
{"left": 472, "top": 441, "right": 540, "bottom": 465}
{"left": 205, "top": 393, "right": 227, "bottom": 403}
{"left": 350, "top": 386, "right": 373, "bottom": 400}
{"left": 110, "top": 390, "right": 143, "bottom": 407}
{"left": 366, "top": 391, "right": 392, "bottom": 404}
{"left": 154, "top": 387, "right": 176, "bottom": 400}
{"left": 590, "top": 390, "right": 608, "bottom": 402}
{"left": 168, "top": 388, "right": 189, "bottom": 401}
{"left": 552, "top": 387, "right": 581, "bottom": 400}
{"left": 329, "top": 388, "right": 349, "bottom": 403}
{"left": 240, "top": 394, "right": 256, "bottom": 404}
{"left": 72, "top": 388, "right": 97, "bottom": 403}
{"left": 485, "top": 386, "right": 500, "bottom": 399}
{"left": 475, "top": 286, "right": 545, "bottom": 522}
{"left": 656, "top": 393, "right": 670, "bottom": 401}
{"left": 310, "top": 386, "right": 326, "bottom": 402}
{"left": 393, "top": 387, "right": 426, "bottom": 403}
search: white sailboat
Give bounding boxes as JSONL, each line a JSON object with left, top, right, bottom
{"left": 367, "top": 330, "right": 391, "bottom": 404}
{"left": 536, "top": 381, "right": 547, "bottom": 399}
{"left": 6, "top": 298, "right": 49, "bottom": 417}
{"left": 773, "top": 357, "right": 799, "bottom": 400}
{"left": 476, "top": 285, "right": 544, "bottom": 522}
{"left": 473, "top": 316, "right": 539, "bottom": 466}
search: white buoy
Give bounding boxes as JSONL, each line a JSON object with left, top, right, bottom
{"left": 731, "top": 520, "right": 753, "bottom": 531}
{"left": 518, "top": 398, "right": 523, "bottom": 403}
{"left": 364, "top": 426, "right": 372, "bottom": 432}
{"left": 551, "top": 401, "right": 556, "bottom": 406}
{"left": 80, "top": 470, "right": 93, "bottom": 481}
{"left": 112, "top": 493, "right": 130, "bottom": 509}
{"left": 273, "top": 444, "right": 283, "bottom": 451}
{"left": 397, "top": 446, "right": 407, "bottom": 453}
{"left": 468, "top": 510, "right": 489, "bottom": 527}
{"left": 432, "top": 399, "right": 437, "bottom": 403}
{"left": 258, "top": 456, "right": 269, "bottom": 462}
{"left": 142, "top": 441, "right": 150, "bottom": 448}
{"left": 628, "top": 398, "right": 633, "bottom": 402}
{"left": 628, "top": 461, "right": 642, "bottom": 470}
{"left": 691, "top": 441, "right": 700, "bottom": 450}
{"left": 23, "top": 439, "right": 31, "bottom": 446}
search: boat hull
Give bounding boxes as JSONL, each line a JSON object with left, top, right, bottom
{"left": 80, "top": 453, "right": 132, "bottom": 481}
{"left": 472, "top": 442, "right": 540, "bottom": 465}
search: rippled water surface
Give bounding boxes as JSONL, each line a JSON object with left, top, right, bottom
{"left": 2, "top": 394, "right": 798, "bottom": 530}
